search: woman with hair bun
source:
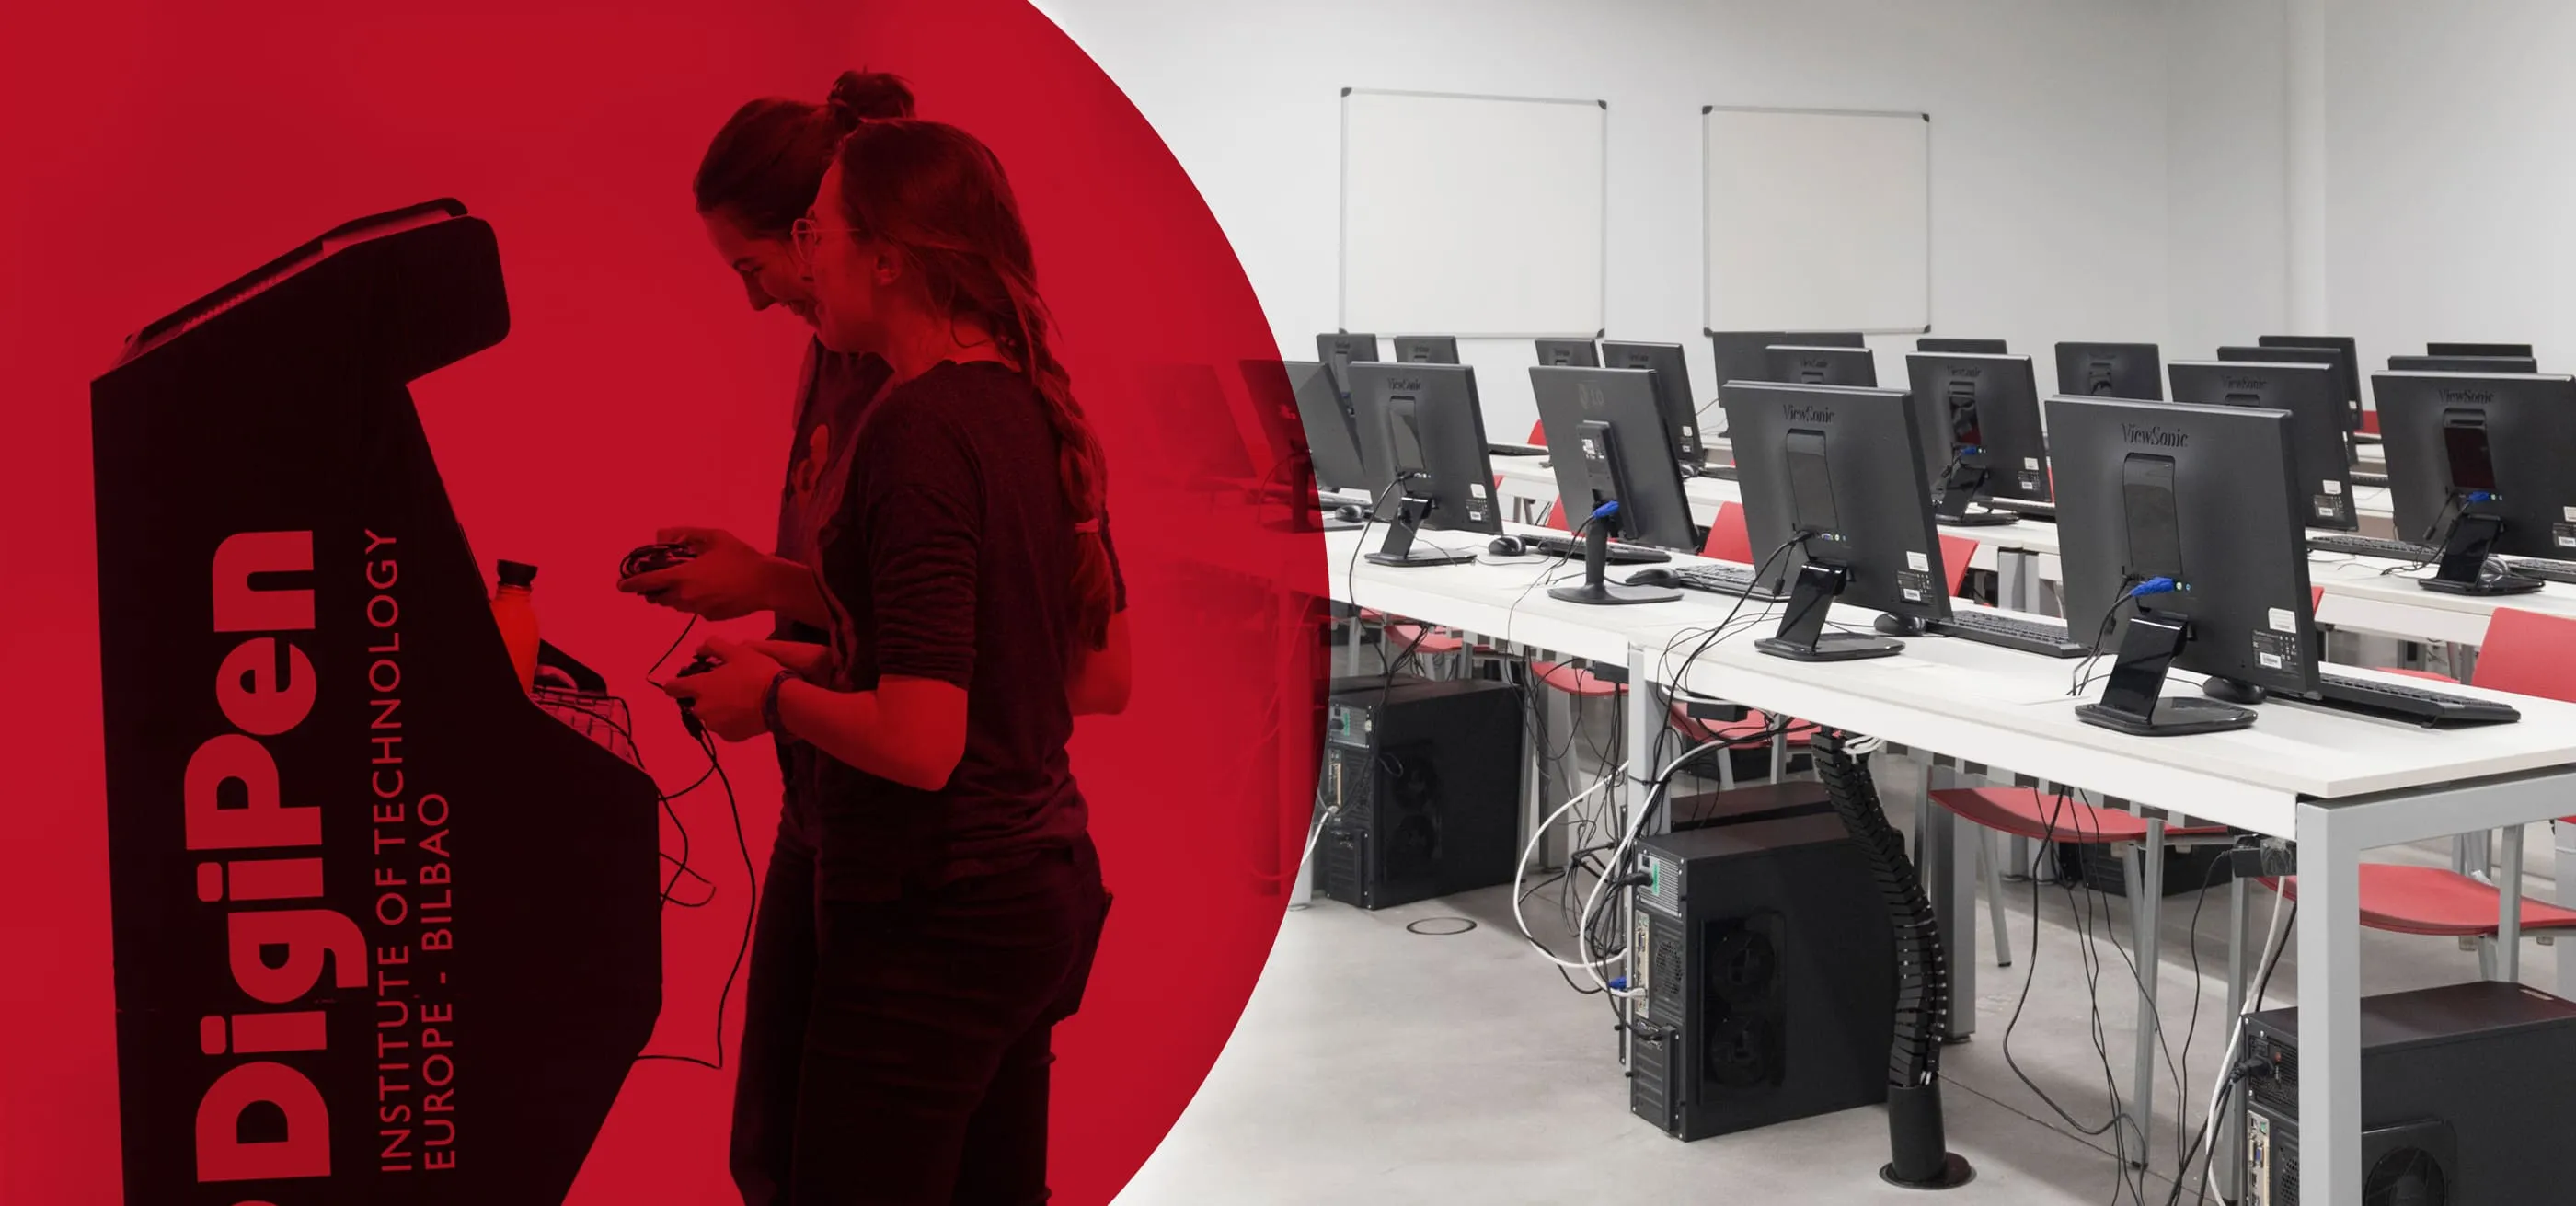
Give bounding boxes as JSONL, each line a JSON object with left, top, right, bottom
{"left": 668, "top": 116, "right": 1130, "bottom": 1203}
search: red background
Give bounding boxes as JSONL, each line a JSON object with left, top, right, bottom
{"left": 0, "top": 2, "right": 1322, "bottom": 1202}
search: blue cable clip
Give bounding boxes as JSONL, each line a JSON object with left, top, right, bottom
{"left": 1608, "top": 976, "right": 1628, "bottom": 992}
{"left": 2468, "top": 490, "right": 2496, "bottom": 505}
{"left": 2129, "top": 576, "right": 2178, "bottom": 598}
{"left": 1592, "top": 500, "right": 1622, "bottom": 521}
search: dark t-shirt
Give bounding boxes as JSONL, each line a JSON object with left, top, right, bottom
{"left": 807, "top": 360, "right": 1125, "bottom": 902}
{"left": 774, "top": 340, "right": 893, "bottom": 850}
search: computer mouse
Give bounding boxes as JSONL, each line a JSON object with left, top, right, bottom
{"left": 1675, "top": 463, "right": 1700, "bottom": 480}
{"left": 1626, "top": 567, "right": 1681, "bottom": 587}
{"left": 1333, "top": 503, "right": 1366, "bottom": 523}
{"left": 1489, "top": 534, "right": 1528, "bottom": 557}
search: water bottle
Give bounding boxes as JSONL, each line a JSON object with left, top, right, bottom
{"left": 491, "top": 559, "right": 541, "bottom": 692}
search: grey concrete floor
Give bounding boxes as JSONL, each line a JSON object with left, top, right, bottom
{"left": 1116, "top": 810, "right": 2563, "bottom": 1205}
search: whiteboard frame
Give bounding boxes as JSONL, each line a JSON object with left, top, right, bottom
{"left": 1699, "top": 104, "right": 1934, "bottom": 337}
{"left": 1338, "top": 86, "right": 1610, "bottom": 339}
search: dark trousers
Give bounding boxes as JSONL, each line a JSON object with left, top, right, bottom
{"left": 730, "top": 832, "right": 1108, "bottom": 1205}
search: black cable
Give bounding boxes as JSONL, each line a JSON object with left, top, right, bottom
{"left": 633, "top": 733, "right": 758, "bottom": 1072}
{"left": 1996, "top": 791, "right": 2145, "bottom": 1197}
{"left": 643, "top": 614, "right": 700, "bottom": 687}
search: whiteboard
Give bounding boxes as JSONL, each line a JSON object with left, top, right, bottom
{"left": 1340, "top": 88, "right": 1605, "bottom": 338}
{"left": 1703, "top": 106, "right": 1930, "bottom": 334}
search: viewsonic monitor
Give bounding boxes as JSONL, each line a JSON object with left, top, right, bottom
{"left": 2248, "top": 337, "right": 2363, "bottom": 431}
{"left": 2054, "top": 342, "right": 2165, "bottom": 400}
{"left": 1919, "top": 337, "right": 2007, "bottom": 354}
{"left": 1600, "top": 340, "right": 1707, "bottom": 465}
{"left": 1535, "top": 338, "right": 1600, "bottom": 367}
{"left": 2427, "top": 342, "right": 2533, "bottom": 359}
{"left": 1529, "top": 366, "right": 1697, "bottom": 604}
{"left": 1903, "top": 352, "right": 2051, "bottom": 525}
{"left": 1765, "top": 345, "right": 1879, "bottom": 388}
{"left": 1393, "top": 335, "right": 1460, "bottom": 364}
{"left": 2172, "top": 360, "right": 2357, "bottom": 531}
{"left": 2375, "top": 371, "right": 2576, "bottom": 594}
{"left": 2389, "top": 354, "right": 2538, "bottom": 374}
{"left": 1349, "top": 362, "right": 1501, "bottom": 566}
{"left": 1317, "top": 332, "right": 1381, "bottom": 398}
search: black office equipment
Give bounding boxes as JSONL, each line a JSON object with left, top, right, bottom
{"left": 1350, "top": 362, "right": 1501, "bottom": 566}
{"left": 2389, "top": 354, "right": 2537, "bottom": 374}
{"left": 1532, "top": 366, "right": 1700, "bottom": 553}
{"left": 1918, "top": 337, "right": 2007, "bottom": 354}
{"left": 2054, "top": 341, "right": 2164, "bottom": 400}
{"left": 1256, "top": 358, "right": 1367, "bottom": 495}
{"left": 2048, "top": 396, "right": 2315, "bottom": 735}
{"left": 1601, "top": 339, "right": 1708, "bottom": 465}
{"left": 91, "top": 200, "right": 661, "bottom": 1204}
{"left": 1722, "top": 382, "right": 1953, "bottom": 660}
{"left": 1766, "top": 344, "right": 1879, "bottom": 387}
{"left": 1656, "top": 564, "right": 1786, "bottom": 602}
{"left": 1393, "top": 335, "right": 1461, "bottom": 364}
{"left": 1627, "top": 815, "right": 1897, "bottom": 1143}
{"left": 2307, "top": 534, "right": 2439, "bottom": 563}
{"left": 1710, "top": 330, "right": 1788, "bottom": 398}
{"left": 2427, "top": 341, "right": 2533, "bottom": 359}
{"left": 1317, "top": 332, "right": 1382, "bottom": 397}
{"left": 2375, "top": 370, "right": 2576, "bottom": 594}
{"left": 2243, "top": 982, "right": 2576, "bottom": 1206}
{"left": 1536, "top": 338, "right": 1601, "bottom": 367}
{"left": 2309, "top": 672, "right": 2521, "bottom": 727}
{"left": 1314, "top": 676, "right": 1524, "bottom": 910}
{"left": 1903, "top": 351, "right": 2052, "bottom": 526}
{"left": 1512, "top": 534, "right": 1672, "bottom": 565}
{"left": 1791, "top": 331, "right": 1869, "bottom": 348}
{"left": 1922, "top": 611, "right": 2088, "bottom": 659}
{"left": 2254, "top": 335, "right": 2363, "bottom": 431}
{"left": 2173, "top": 359, "right": 2358, "bottom": 531}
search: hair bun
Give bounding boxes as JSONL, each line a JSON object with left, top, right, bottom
{"left": 827, "top": 71, "right": 916, "bottom": 125}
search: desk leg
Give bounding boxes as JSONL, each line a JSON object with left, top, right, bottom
{"left": 1995, "top": 549, "right": 2029, "bottom": 614}
{"left": 2500, "top": 822, "right": 2525, "bottom": 983}
{"left": 2295, "top": 801, "right": 2363, "bottom": 1206}
{"left": 2217, "top": 872, "right": 2251, "bottom": 1203}
{"left": 2127, "top": 820, "right": 2167, "bottom": 1161}
{"left": 2561, "top": 821, "right": 2576, "bottom": 1000}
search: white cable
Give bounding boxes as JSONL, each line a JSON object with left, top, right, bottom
{"left": 2197, "top": 883, "right": 2292, "bottom": 1204}
{"left": 1512, "top": 767, "right": 1629, "bottom": 977}
{"left": 1575, "top": 732, "right": 1748, "bottom": 997}
{"left": 1296, "top": 803, "right": 1340, "bottom": 879}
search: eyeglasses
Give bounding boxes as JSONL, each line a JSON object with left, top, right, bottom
{"left": 790, "top": 217, "right": 865, "bottom": 264}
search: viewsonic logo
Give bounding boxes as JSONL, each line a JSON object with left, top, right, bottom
{"left": 1389, "top": 374, "right": 1424, "bottom": 391}
{"left": 2121, "top": 423, "right": 2189, "bottom": 447}
{"left": 1949, "top": 367, "right": 1984, "bottom": 379}
{"left": 2225, "top": 376, "right": 2267, "bottom": 391}
{"left": 1783, "top": 402, "right": 1836, "bottom": 423}
{"left": 2441, "top": 389, "right": 2495, "bottom": 405}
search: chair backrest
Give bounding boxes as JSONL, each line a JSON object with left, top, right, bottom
{"left": 1528, "top": 419, "right": 1547, "bottom": 445}
{"left": 2471, "top": 608, "right": 2576, "bottom": 703}
{"left": 1702, "top": 501, "right": 1754, "bottom": 564}
{"left": 1543, "top": 499, "right": 1568, "bottom": 530}
{"left": 1938, "top": 534, "right": 1977, "bottom": 596}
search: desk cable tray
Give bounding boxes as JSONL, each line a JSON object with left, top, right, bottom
{"left": 532, "top": 684, "right": 643, "bottom": 769}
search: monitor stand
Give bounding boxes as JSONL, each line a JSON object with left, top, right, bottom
{"left": 1756, "top": 561, "right": 1903, "bottom": 661}
{"left": 1548, "top": 516, "right": 1678, "bottom": 606}
{"left": 2075, "top": 609, "right": 2255, "bottom": 736}
{"left": 1365, "top": 496, "right": 1476, "bottom": 568}
{"left": 1934, "top": 469, "right": 2018, "bottom": 527}
{"left": 2421, "top": 509, "right": 2543, "bottom": 596}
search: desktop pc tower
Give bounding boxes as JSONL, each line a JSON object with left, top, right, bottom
{"left": 2241, "top": 982, "right": 2576, "bottom": 1204}
{"left": 1627, "top": 815, "right": 1897, "bottom": 1142}
{"left": 1313, "top": 675, "right": 1523, "bottom": 910}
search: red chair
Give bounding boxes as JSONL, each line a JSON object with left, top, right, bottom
{"left": 1702, "top": 502, "right": 1754, "bottom": 564}
{"left": 2266, "top": 607, "right": 2576, "bottom": 972}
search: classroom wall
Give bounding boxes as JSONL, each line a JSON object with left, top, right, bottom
{"left": 2161, "top": 0, "right": 2290, "bottom": 361}
{"left": 2317, "top": 0, "right": 2576, "bottom": 375}
{"left": 1036, "top": 0, "right": 2176, "bottom": 442}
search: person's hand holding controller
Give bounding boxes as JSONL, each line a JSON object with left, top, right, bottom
{"left": 618, "top": 526, "right": 805, "bottom": 621}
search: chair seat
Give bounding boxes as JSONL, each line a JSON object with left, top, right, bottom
{"left": 1534, "top": 660, "right": 1625, "bottom": 696}
{"left": 2267, "top": 864, "right": 2576, "bottom": 937}
{"left": 1930, "top": 787, "right": 2227, "bottom": 845}
{"left": 1668, "top": 700, "right": 1814, "bottom": 745}
{"left": 1386, "top": 623, "right": 1465, "bottom": 655}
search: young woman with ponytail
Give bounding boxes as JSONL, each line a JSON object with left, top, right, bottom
{"left": 666, "top": 118, "right": 1129, "bottom": 1203}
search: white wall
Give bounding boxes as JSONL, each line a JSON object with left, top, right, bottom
{"left": 2162, "top": 0, "right": 2289, "bottom": 360}
{"left": 1040, "top": 0, "right": 2176, "bottom": 442}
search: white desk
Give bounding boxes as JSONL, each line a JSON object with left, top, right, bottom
{"left": 1321, "top": 523, "right": 2576, "bottom": 1206}
{"left": 2310, "top": 554, "right": 2576, "bottom": 648}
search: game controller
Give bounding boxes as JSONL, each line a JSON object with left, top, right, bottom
{"left": 621, "top": 542, "right": 697, "bottom": 580}
{"left": 673, "top": 653, "right": 719, "bottom": 738}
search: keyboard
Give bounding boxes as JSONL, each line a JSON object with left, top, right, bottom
{"left": 1986, "top": 498, "right": 2058, "bottom": 521}
{"left": 2348, "top": 470, "right": 2389, "bottom": 488}
{"left": 1925, "top": 612, "right": 2088, "bottom": 659}
{"left": 1520, "top": 534, "right": 1673, "bottom": 565}
{"left": 1661, "top": 564, "right": 1782, "bottom": 601}
{"left": 2502, "top": 557, "right": 2576, "bottom": 585}
{"left": 1697, "top": 464, "right": 1742, "bottom": 481}
{"left": 2311, "top": 672, "right": 2521, "bottom": 726}
{"left": 1488, "top": 442, "right": 1548, "bottom": 458}
{"left": 2307, "top": 534, "right": 2438, "bottom": 562}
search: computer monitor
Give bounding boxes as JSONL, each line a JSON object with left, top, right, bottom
{"left": 2374, "top": 370, "right": 2576, "bottom": 594}
{"left": 2047, "top": 396, "right": 2317, "bottom": 736}
{"left": 1903, "top": 352, "right": 2050, "bottom": 525}
{"left": 2251, "top": 337, "right": 2363, "bottom": 431}
{"left": 1765, "top": 344, "right": 1879, "bottom": 387}
{"left": 2054, "top": 342, "right": 2164, "bottom": 400}
{"left": 1528, "top": 367, "right": 1697, "bottom": 604}
{"left": 1317, "top": 333, "right": 1380, "bottom": 399}
{"left": 1393, "top": 335, "right": 1460, "bottom": 364}
{"left": 1788, "top": 331, "right": 1869, "bottom": 348}
{"left": 1248, "top": 358, "right": 1367, "bottom": 494}
{"left": 1535, "top": 338, "right": 1600, "bottom": 367}
{"left": 1599, "top": 340, "right": 1707, "bottom": 465}
{"left": 1720, "top": 382, "right": 1952, "bottom": 660}
{"left": 2388, "top": 354, "right": 2538, "bottom": 374}
{"left": 1349, "top": 362, "right": 1501, "bottom": 566}
{"left": 2171, "top": 360, "right": 2357, "bottom": 531}
{"left": 1918, "top": 337, "right": 2007, "bottom": 354}
{"left": 1134, "top": 362, "right": 1259, "bottom": 482}
{"left": 2428, "top": 342, "right": 2533, "bottom": 359}
{"left": 1710, "top": 330, "right": 1787, "bottom": 387}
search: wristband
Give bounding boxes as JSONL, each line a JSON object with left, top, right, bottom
{"left": 762, "top": 670, "right": 799, "bottom": 741}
